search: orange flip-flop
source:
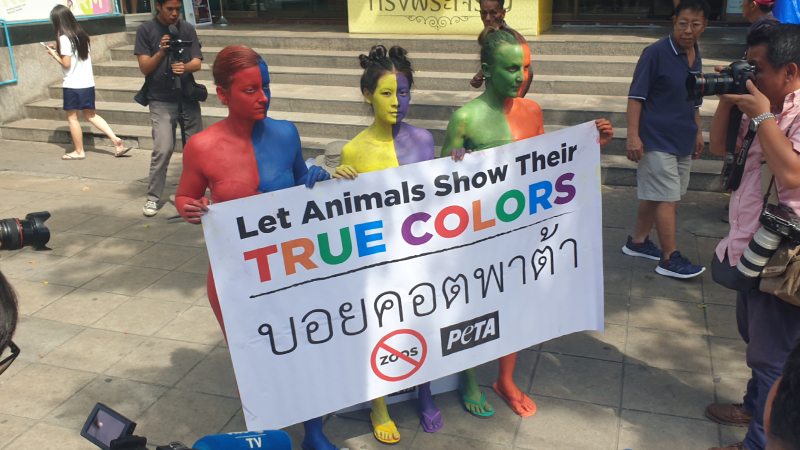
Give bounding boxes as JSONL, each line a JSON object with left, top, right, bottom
{"left": 492, "top": 382, "right": 537, "bottom": 418}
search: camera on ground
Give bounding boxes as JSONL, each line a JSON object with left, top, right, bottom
{"left": 686, "top": 60, "right": 756, "bottom": 101}
{"left": 0, "top": 212, "right": 51, "bottom": 251}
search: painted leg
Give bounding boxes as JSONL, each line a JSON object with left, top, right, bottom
{"left": 460, "top": 368, "right": 494, "bottom": 417}
{"left": 371, "top": 397, "right": 400, "bottom": 444}
{"left": 83, "top": 110, "right": 127, "bottom": 155}
{"left": 494, "top": 353, "right": 536, "bottom": 417}
{"left": 64, "top": 110, "right": 85, "bottom": 159}
{"left": 301, "top": 417, "right": 337, "bottom": 450}
{"left": 418, "top": 382, "right": 443, "bottom": 432}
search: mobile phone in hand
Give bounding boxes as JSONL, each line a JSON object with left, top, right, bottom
{"left": 40, "top": 42, "right": 50, "bottom": 49}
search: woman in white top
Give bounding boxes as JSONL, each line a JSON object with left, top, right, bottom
{"left": 46, "top": 5, "right": 130, "bottom": 160}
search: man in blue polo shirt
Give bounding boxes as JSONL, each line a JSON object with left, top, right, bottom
{"left": 621, "top": 0, "right": 710, "bottom": 278}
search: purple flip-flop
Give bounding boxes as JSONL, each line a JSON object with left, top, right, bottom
{"left": 420, "top": 410, "right": 443, "bottom": 433}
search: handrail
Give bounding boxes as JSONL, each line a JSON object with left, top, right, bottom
{"left": 0, "top": 19, "right": 18, "bottom": 87}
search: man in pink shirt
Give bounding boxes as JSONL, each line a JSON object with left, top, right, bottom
{"left": 705, "top": 24, "right": 800, "bottom": 450}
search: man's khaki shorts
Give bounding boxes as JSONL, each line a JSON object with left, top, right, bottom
{"left": 637, "top": 150, "right": 691, "bottom": 202}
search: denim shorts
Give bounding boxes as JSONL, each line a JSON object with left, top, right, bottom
{"left": 63, "top": 87, "right": 95, "bottom": 111}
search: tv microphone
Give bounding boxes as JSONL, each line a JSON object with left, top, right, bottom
{"left": 192, "top": 430, "right": 292, "bottom": 450}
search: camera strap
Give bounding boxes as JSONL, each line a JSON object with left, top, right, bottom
{"left": 722, "top": 106, "right": 751, "bottom": 191}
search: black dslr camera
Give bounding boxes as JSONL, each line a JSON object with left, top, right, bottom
{"left": 686, "top": 60, "right": 756, "bottom": 101}
{"left": 0, "top": 212, "right": 51, "bottom": 251}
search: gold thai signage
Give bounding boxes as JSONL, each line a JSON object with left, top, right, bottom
{"left": 348, "top": 0, "right": 552, "bottom": 35}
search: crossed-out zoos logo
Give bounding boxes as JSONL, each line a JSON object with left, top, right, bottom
{"left": 440, "top": 311, "right": 500, "bottom": 356}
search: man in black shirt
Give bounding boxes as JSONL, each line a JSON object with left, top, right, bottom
{"left": 134, "top": 0, "right": 203, "bottom": 217}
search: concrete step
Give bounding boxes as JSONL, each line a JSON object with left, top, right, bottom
{"left": 109, "top": 45, "right": 732, "bottom": 78}
{"left": 6, "top": 110, "right": 722, "bottom": 166}
{"left": 0, "top": 118, "right": 332, "bottom": 158}
{"left": 78, "top": 71, "right": 635, "bottom": 105}
{"left": 600, "top": 154, "right": 721, "bottom": 192}
{"left": 0, "top": 119, "right": 721, "bottom": 192}
{"left": 38, "top": 85, "right": 721, "bottom": 131}
{"left": 0, "top": 119, "right": 722, "bottom": 191}
{"left": 124, "top": 29, "right": 746, "bottom": 59}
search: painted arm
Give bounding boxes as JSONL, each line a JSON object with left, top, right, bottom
{"left": 289, "top": 126, "right": 330, "bottom": 188}
{"left": 175, "top": 138, "right": 210, "bottom": 224}
{"left": 595, "top": 119, "right": 613, "bottom": 147}
{"left": 626, "top": 99, "right": 644, "bottom": 163}
{"left": 441, "top": 110, "right": 471, "bottom": 161}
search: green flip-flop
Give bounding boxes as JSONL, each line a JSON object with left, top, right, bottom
{"left": 460, "top": 388, "right": 495, "bottom": 418}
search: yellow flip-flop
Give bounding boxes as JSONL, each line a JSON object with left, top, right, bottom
{"left": 370, "top": 413, "right": 401, "bottom": 445}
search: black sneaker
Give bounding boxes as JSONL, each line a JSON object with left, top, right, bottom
{"left": 621, "top": 236, "right": 662, "bottom": 261}
{"left": 656, "top": 251, "right": 705, "bottom": 279}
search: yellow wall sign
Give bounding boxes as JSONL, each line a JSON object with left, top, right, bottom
{"left": 348, "top": 0, "right": 552, "bottom": 35}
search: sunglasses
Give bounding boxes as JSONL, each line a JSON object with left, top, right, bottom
{"left": 0, "top": 341, "right": 20, "bottom": 376}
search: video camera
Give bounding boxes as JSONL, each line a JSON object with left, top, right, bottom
{"left": 686, "top": 60, "right": 756, "bottom": 101}
{"left": 0, "top": 212, "right": 51, "bottom": 251}
{"left": 166, "top": 24, "right": 192, "bottom": 61}
{"left": 81, "top": 403, "right": 292, "bottom": 450}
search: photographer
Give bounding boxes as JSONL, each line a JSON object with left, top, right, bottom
{"left": 705, "top": 24, "right": 800, "bottom": 450}
{"left": 134, "top": 0, "right": 204, "bottom": 217}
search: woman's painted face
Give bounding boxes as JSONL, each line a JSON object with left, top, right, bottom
{"left": 485, "top": 44, "right": 524, "bottom": 98}
{"left": 219, "top": 65, "right": 269, "bottom": 121}
{"left": 367, "top": 72, "right": 411, "bottom": 125}
{"left": 396, "top": 73, "right": 411, "bottom": 122}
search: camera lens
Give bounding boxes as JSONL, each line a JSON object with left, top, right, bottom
{"left": 737, "top": 226, "right": 783, "bottom": 277}
{"left": 686, "top": 71, "right": 737, "bottom": 100}
{"left": 686, "top": 71, "right": 706, "bottom": 101}
{"left": 0, "top": 212, "right": 51, "bottom": 251}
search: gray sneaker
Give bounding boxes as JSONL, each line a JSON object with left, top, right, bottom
{"left": 143, "top": 200, "right": 158, "bottom": 217}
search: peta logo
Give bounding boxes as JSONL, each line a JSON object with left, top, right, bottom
{"left": 440, "top": 311, "right": 500, "bottom": 356}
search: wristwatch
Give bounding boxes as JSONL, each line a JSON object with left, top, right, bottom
{"left": 750, "top": 113, "right": 776, "bottom": 132}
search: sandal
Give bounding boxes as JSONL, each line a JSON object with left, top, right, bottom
{"left": 61, "top": 153, "right": 85, "bottom": 160}
{"left": 420, "top": 410, "right": 443, "bottom": 433}
{"left": 115, "top": 146, "right": 132, "bottom": 157}
{"left": 370, "top": 413, "right": 400, "bottom": 445}
{"left": 460, "top": 387, "right": 494, "bottom": 418}
{"left": 492, "top": 382, "right": 536, "bottom": 418}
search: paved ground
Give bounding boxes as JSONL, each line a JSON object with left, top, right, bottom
{"left": 0, "top": 139, "right": 749, "bottom": 450}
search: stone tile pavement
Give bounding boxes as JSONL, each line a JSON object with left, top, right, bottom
{"left": 0, "top": 140, "right": 750, "bottom": 450}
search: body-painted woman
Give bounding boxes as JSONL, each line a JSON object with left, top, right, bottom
{"left": 442, "top": 27, "right": 614, "bottom": 419}
{"left": 174, "top": 46, "right": 338, "bottom": 450}
{"left": 334, "top": 45, "right": 442, "bottom": 444}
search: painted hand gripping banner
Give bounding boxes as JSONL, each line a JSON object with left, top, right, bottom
{"left": 202, "top": 122, "right": 605, "bottom": 430}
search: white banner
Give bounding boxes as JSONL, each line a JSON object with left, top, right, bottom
{"left": 1, "top": 0, "right": 114, "bottom": 23}
{"left": 202, "top": 122, "right": 605, "bottom": 431}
